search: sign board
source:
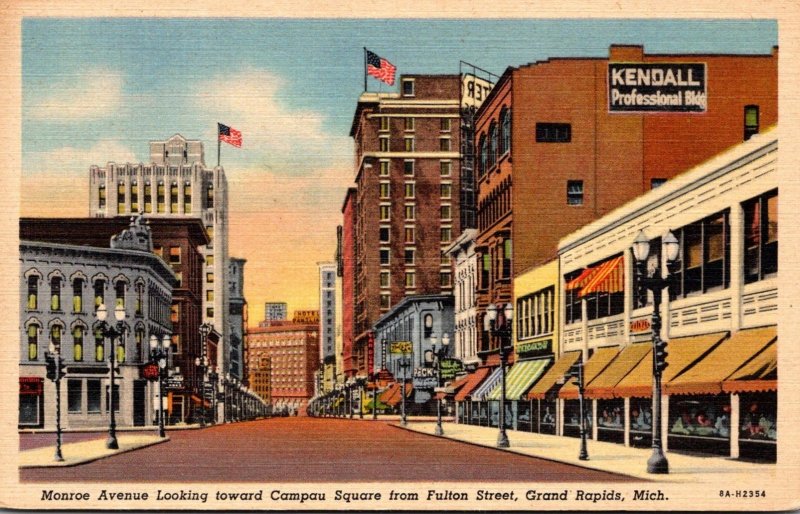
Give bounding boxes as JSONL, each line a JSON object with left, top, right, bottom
{"left": 516, "top": 338, "right": 553, "bottom": 358}
{"left": 413, "top": 366, "right": 438, "bottom": 389}
{"left": 630, "top": 318, "right": 652, "bottom": 334}
{"left": 165, "top": 376, "right": 184, "bottom": 389}
{"left": 141, "top": 362, "right": 159, "bottom": 380}
{"left": 439, "top": 358, "right": 464, "bottom": 380}
{"left": 461, "top": 73, "right": 494, "bottom": 109}
{"left": 608, "top": 63, "right": 706, "bottom": 112}
{"left": 389, "top": 341, "right": 412, "bottom": 355}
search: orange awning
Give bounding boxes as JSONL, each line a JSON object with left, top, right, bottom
{"left": 614, "top": 331, "right": 728, "bottom": 398}
{"left": 379, "top": 383, "right": 399, "bottom": 404}
{"left": 559, "top": 346, "right": 619, "bottom": 399}
{"left": 528, "top": 351, "right": 581, "bottom": 400}
{"left": 566, "top": 266, "right": 599, "bottom": 290}
{"left": 385, "top": 383, "right": 413, "bottom": 407}
{"left": 722, "top": 337, "right": 777, "bottom": 394}
{"left": 454, "top": 367, "right": 491, "bottom": 402}
{"left": 435, "top": 373, "right": 471, "bottom": 400}
{"left": 666, "top": 327, "right": 776, "bottom": 396}
{"left": 579, "top": 256, "right": 624, "bottom": 297}
{"left": 583, "top": 343, "right": 651, "bottom": 399}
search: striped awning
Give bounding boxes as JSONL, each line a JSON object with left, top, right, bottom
{"left": 579, "top": 255, "right": 624, "bottom": 297}
{"left": 487, "top": 358, "right": 551, "bottom": 400}
{"left": 470, "top": 366, "right": 503, "bottom": 401}
{"left": 454, "top": 367, "right": 491, "bottom": 402}
{"left": 583, "top": 343, "right": 651, "bottom": 399}
{"left": 722, "top": 340, "right": 777, "bottom": 393}
{"left": 566, "top": 266, "right": 599, "bottom": 290}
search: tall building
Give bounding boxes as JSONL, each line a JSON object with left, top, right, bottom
{"left": 264, "top": 302, "right": 287, "bottom": 323}
{"left": 318, "top": 262, "right": 336, "bottom": 391}
{"left": 88, "top": 134, "right": 230, "bottom": 382}
{"left": 349, "top": 74, "right": 462, "bottom": 376}
{"left": 474, "top": 45, "right": 777, "bottom": 363}
{"left": 228, "top": 258, "right": 247, "bottom": 381}
{"left": 340, "top": 188, "right": 357, "bottom": 379}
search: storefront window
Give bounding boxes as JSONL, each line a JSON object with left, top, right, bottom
{"left": 539, "top": 399, "right": 556, "bottom": 435}
{"left": 87, "top": 379, "right": 101, "bottom": 413}
{"left": 563, "top": 399, "right": 593, "bottom": 438}
{"left": 740, "top": 393, "right": 777, "bottom": 442}
{"left": 471, "top": 401, "right": 480, "bottom": 425}
{"left": 669, "top": 395, "right": 731, "bottom": 442}
{"left": 517, "top": 400, "right": 532, "bottom": 431}
{"left": 629, "top": 398, "right": 653, "bottom": 448}
{"left": 68, "top": 379, "right": 82, "bottom": 413}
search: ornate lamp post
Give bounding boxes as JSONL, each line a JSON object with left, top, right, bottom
{"left": 149, "top": 333, "right": 171, "bottom": 438}
{"left": 371, "top": 371, "right": 379, "bottom": 420}
{"left": 96, "top": 303, "right": 126, "bottom": 450}
{"left": 565, "top": 356, "right": 589, "bottom": 460}
{"left": 399, "top": 354, "right": 411, "bottom": 427}
{"left": 632, "top": 229, "right": 680, "bottom": 475}
{"left": 45, "top": 343, "right": 65, "bottom": 461}
{"left": 485, "top": 303, "right": 513, "bottom": 448}
{"left": 196, "top": 323, "right": 212, "bottom": 427}
{"left": 426, "top": 333, "right": 450, "bottom": 436}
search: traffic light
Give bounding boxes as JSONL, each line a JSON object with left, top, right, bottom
{"left": 45, "top": 352, "right": 57, "bottom": 382}
{"left": 567, "top": 361, "right": 584, "bottom": 388}
{"left": 654, "top": 338, "right": 669, "bottom": 374}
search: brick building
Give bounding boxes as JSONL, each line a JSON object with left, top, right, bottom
{"left": 348, "top": 75, "right": 462, "bottom": 376}
{"left": 339, "top": 188, "right": 357, "bottom": 379}
{"left": 474, "top": 44, "right": 778, "bottom": 362}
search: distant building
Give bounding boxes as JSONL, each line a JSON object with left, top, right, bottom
{"left": 264, "top": 302, "right": 287, "bottom": 323}
{"left": 228, "top": 258, "right": 247, "bottom": 381}
{"left": 318, "top": 262, "right": 336, "bottom": 392}
{"left": 248, "top": 355, "right": 272, "bottom": 409}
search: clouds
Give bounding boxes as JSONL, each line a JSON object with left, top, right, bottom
{"left": 27, "top": 70, "right": 124, "bottom": 121}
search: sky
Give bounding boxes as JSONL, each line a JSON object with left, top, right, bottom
{"left": 20, "top": 18, "right": 778, "bottom": 324}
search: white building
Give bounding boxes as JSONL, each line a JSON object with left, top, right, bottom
{"left": 444, "top": 228, "right": 480, "bottom": 368}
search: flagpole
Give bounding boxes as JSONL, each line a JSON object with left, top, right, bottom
{"left": 363, "top": 47, "right": 367, "bottom": 92}
{"left": 217, "top": 133, "right": 221, "bottom": 168}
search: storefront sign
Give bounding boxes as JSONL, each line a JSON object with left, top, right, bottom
{"left": 630, "top": 318, "right": 652, "bottom": 333}
{"left": 141, "top": 362, "right": 160, "bottom": 380}
{"left": 413, "top": 367, "right": 439, "bottom": 389}
{"left": 165, "top": 376, "right": 184, "bottom": 389}
{"left": 461, "top": 73, "right": 494, "bottom": 109}
{"left": 439, "top": 358, "right": 464, "bottom": 380}
{"left": 389, "top": 341, "right": 412, "bottom": 355}
{"left": 517, "top": 338, "right": 552, "bottom": 358}
{"left": 608, "top": 63, "right": 706, "bottom": 112}
{"left": 19, "top": 377, "right": 43, "bottom": 395}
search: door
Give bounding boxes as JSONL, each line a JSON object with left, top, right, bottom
{"left": 133, "top": 380, "right": 146, "bottom": 426}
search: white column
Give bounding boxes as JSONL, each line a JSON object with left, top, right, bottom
{"left": 591, "top": 399, "right": 598, "bottom": 440}
{"left": 730, "top": 393, "right": 740, "bottom": 459}
{"left": 624, "top": 397, "right": 631, "bottom": 446}
{"left": 557, "top": 398, "right": 563, "bottom": 436}
{"left": 729, "top": 204, "right": 745, "bottom": 333}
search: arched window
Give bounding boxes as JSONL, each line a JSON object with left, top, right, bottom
{"left": 183, "top": 180, "right": 192, "bottom": 214}
{"left": 94, "top": 326, "right": 105, "bottom": 362}
{"left": 50, "top": 276, "right": 62, "bottom": 311}
{"left": 479, "top": 134, "right": 488, "bottom": 177}
{"left": 489, "top": 122, "right": 498, "bottom": 166}
{"left": 72, "top": 277, "right": 84, "bottom": 313}
{"left": 73, "top": 325, "right": 84, "bottom": 361}
{"left": 115, "top": 280, "right": 126, "bottom": 309}
{"left": 135, "top": 282, "right": 145, "bottom": 317}
{"left": 50, "top": 324, "right": 63, "bottom": 349}
{"left": 27, "top": 324, "right": 39, "bottom": 360}
{"left": 94, "top": 279, "right": 105, "bottom": 311}
{"left": 501, "top": 108, "right": 511, "bottom": 155}
{"left": 27, "top": 275, "right": 38, "bottom": 310}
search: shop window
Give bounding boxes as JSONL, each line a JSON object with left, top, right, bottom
{"left": 87, "top": 379, "right": 101, "bottom": 413}
{"left": 67, "top": 379, "right": 82, "bottom": 413}
{"left": 743, "top": 190, "right": 778, "bottom": 284}
{"left": 669, "top": 395, "right": 732, "bottom": 442}
{"left": 567, "top": 180, "right": 584, "bottom": 206}
{"left": 106, "top": 384, "right": 120, "bottom": 413}
{"left": 536, "top": 123, "right": 571, "bottom": 143}
{"left": 563, "top": 399, "right": 593, "bottom": 438}
{"left": 379, "top": 227, "right": 390, "bottom": 243}
{"left": 27, "top": 324, "right": 38, "bottom": 360}
{"left": 539, "top": 400, "right": 557, "bottom": 435}
{"left": 50, "top": 276, "right": 62, "bottom": 311}
{"left": 73, "top": 326, "right": 83, "bottom": 361}
{"left": 671, "top": 210, "right": 730, "bottom": 299}
{"left": 72, "top": 278, "right": 83, "bottom": 313}
{"left": 115, "top": 281, "right": 125, "bottom": 309}
{"left": 740, "top": 392, "right": 777, "bottom": 443}
{"left": 27, "top": 275, "right": 38, "bottom": 310}
{"left": 744, "top": 105, "right": 759, "bottom": 141}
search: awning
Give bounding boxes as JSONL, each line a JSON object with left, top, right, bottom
{"left": 528, "top": 351, "right": 581, "bottom": 400}
{"left": 584, "top": 343, "right": 651, "bottom": 399}
{"left": 379, "top": 383, "right": 400, "bottom": 404}
{"left": 566, "top": 267, "right": 599, "bottom": 290}
{"left": 385, "top": 383, "right": 413, "bottom": 407}
{"left": 666, "top": 327, "right": 776, "bottom": 396}
{"left": 470, "top": 366, "right": 504, "bottom": 401}
{"left": 722, "top": 340, "right": 777, "bottom": 393}
{"left": 454, "top": 367, "right": 491, "bottom": 402}
{"left": 486, "top": 358, "right": 551, "bottom": 400}
{"left": 435, "top": 373, "right": 471, "bottom": 400}
{"left": 559, "top": 346, "right": 619, "bottom": 399}
{"left": 613, "top": 331, "right": 728, "bottom": 398}
{"left": 579, "top": 256, "right": 624, "bottom": 297}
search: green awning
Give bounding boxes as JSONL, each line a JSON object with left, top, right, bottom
{"left": 487, "top": 358, "right": 551, "bottom": 400}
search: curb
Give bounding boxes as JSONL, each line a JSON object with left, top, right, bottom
{"left": 19, "top": 436, "right": 171, "bottom": 469}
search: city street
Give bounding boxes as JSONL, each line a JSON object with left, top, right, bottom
{"left": 20, "top": 418, "right": 636, "bottom": 483}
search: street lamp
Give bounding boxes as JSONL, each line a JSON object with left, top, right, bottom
{"left": 45, "top": 342, "right": 65, "bottom": 461}
{"left": 398, "top": 355, "right": 411, "bottom": 427}
{"left": 565, "top": 356, "right": 589, "bottom": 460}
{"left": 485, "top": 303, "right": 513, "bottom": 448}
{"left": 358, "top": 377, "right": 365, "bottom": 419}
{"left": 371, "top": 371, "right": 379, "bottom": 420}
{"left": 348, "top": 378, "right": 354, "bottom": 419}
{"left": 631, "top": 229, "right": 680, "bottom": 475}
{"left": 149, "top": 333, "right": 171, "bottom": 438}
{"left": 96, "top": 303, "right": 126, "bottom": 450}
{"left": 208, "top": 367, "right": 219, "bottom": 424}
{"left": 426, "top": 333, "right": 450, "bottom": 436}
{"left": 196, "top": 323, "right": 212, "bottom": 427}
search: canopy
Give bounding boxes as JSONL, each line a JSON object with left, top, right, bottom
{"left": 579, "top": 256, "right": 624, "bottom": 297}
{"left": 666, "top": 327, "right": 776, "bottom": 396}
{"left": 379, "top": 383, "right": 400, "bottom": 404}
{"left": 559, "top": 346, "right": 618, "bottom": 399}
{"left": 613, "top": 331, "right": 729, "bottom": 398}
{"left": 454, "top": 367, "right": 491, "bottom": 402}
{"left": 470, "top": 366, "right": 503, "bottom": 401}
{"left": 528, "top": 351, "right": 581, "bottom": 400}
{"left": 583, "top": 343, "right": 651, "bottom": 399}
{"left": 385, "top": 383, "right": 413, "bottom": 407}
{"left": 435, "top": 373, "right": 471, "bottom": 400}
{"left": 722, "top": 339, "right": 777, "bottom": 393}
{"left": 486, "top": 358, "right": 551, "bottom": 400}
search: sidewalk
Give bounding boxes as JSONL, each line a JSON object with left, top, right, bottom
{"left": 395, "top": 421, "right": 776, "bottom": 483}
{"left": 19, "top": 434, "right": 169, "bottom": 469}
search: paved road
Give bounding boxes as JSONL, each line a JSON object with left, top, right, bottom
{"left": 20, "top": 418, "right": 638, "bottom": 482}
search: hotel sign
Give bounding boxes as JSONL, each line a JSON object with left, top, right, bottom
{"left": 608, "top": 63, "right": 706, "bottom": 112}
{"left": 462, "top": 73, "right": 494, "bottom": 109}
{"left": 517, "top": 338, "right": 552, "bottom": 358}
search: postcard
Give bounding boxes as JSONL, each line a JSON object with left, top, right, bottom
{"left": 2, "top": 1, "right": 799, "bottom": 511}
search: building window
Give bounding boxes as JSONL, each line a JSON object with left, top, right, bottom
{"left": 478, "top": 134, "right": 488, "bottom": 176}
{"left": 440, "top": 272, "right": 452, "bottom": 288}
{"left": 114, "top": 281, "right": 125, "bottom": 309}
{"left": 98, "top": 184, "right": 106, "bottom": 210}
{"left": 405, "top": 272, "right": 416, "bottom": 288}
{"left": 404, "top": 204, "right": 415, "bottom": 221}
{"left": 441, "top": 118, "right": 451, "bottom": 132}
{"left": 144, "top": 183, "right": 152, "bottom": 213}
{"left": 379, "top": 226, "right": 390, "bottom": 243}
{"left": 380, "top": 116, "right": 389, "bottom": 131}
{"left": 500, "top": 107, "right": 511, "bottom": 155}
{"left": 536, "top": 123, "right": 571, "bottom": 143}
{"left": 517, "top": 286, "right": 555, "bottom": 340}
{"left": 68, "top": 379, "right": 82, "bottom": 413}
{"left": 87, "top": 380, "right": 101, "bottom": 413}
{"left": 671, "top": 210, "right": 730, "bottom": 299}
{"left": 206, "top": 273, "right": 214, "bottom": 284}
{"left": 743, "top": 190, "right": 778, "bottom": 284}
{"left": 50, "top": 276, "right": 62, "bottom": 311}
{"left": 131, "top": 181, "right": 139, "bottom": 212}
{"left": 441, "top": 251, "right": 450, "bottom": 266}
{"left": 404, "top": 137, "right": 414, "bottom": 152}
{"left": 206, "top": 225, "right": 214, "bottom": 242}
{"left": 564, "top": 269, "right": 583, "bottom": 325}
{"left": 94, "top": 327, "right": 104, "bottom": 362}
{"left": 380, "top": 182, "right": 390, "bottom": 199}
{"left": 379, "top": 204, "right": 391, "bottom": 221}
{"left": 567, "top": 180, "right": 584, "bottom": 206}
{"left": 93, "top": 279, "right": 104, "bottom": 311}
{"left": 171, "top": 334, "right": 181, "bottom": 355}
{"left": 502, "top": 239, "right": 512, "bottom": 279}
{"left": 402, "top": 79, "right": 415, "bottom": 97}
{"left": 73, "top": 326, "right": 84, "bottom": 362}
{"left": 744, "top": 105, "right": 759, "bottom": 141}
{"left": 440, "top": 204, "right": 451, "bottom": 220}
{"left": 50, "top": 324, "right": 62, "bottom": 351}
{"left": 440, "top": 161, "right": 451, "bottom": 176}
{"left": 440, "top": 138, "right": 451, "bottom": 152}
{"left": 403, "top": 160, "right": 414, "bottom": 176}
{"left": 27, "top": 324, "right": 38, "bottom": 360}
{"left": 174, "top": 272, "right": 182, "bottom": 287}
{"left": 405, "top": 117, "right": 415, "bottom": 131}
{"left": 440, "top": 183, "right": 452, "bottom": 199}
{"left": 27, "top": 276, "right": 38, "bottom": 310}
{"left": 405, "top": 248, "right": 415, "bottom": 265}
{"left": 404, "top": 183, "right": 415, "bottom": 199}
{"left": 117, "top": 182, "right": 125, "bottom": 214}
{"left": 135, "top": 283, "right": 144, "bottom": 317}
{"left": 404, "top": 227, "right": 415, "bottom": 244}
{"left": 379, "top": 161, "right": 390, "bottom": 176}
{"left": 183, "top": 182, "right": 192, "bottom": 213}
{"left": 206, "top": 290, "right": 214, "bottom": 302}
{"left": 206, "top": 182, "right": 214, "bottom": 209}
{"left": 651, "top": 178, "right": 667, "bottom": 189}
{"left": 169, "top": 183, "right": 179, "bottom": 213}
{"left": 441, "top": 227, "right": 452, "bottom": 243}
{"left": 380, "top": 271, "right": 390, "bottom": 288}
{"left": 481, "top": 253, "right": 490, "bottom": 289}
{"left": 380, "top": 249, "right": 390, "bottom": 266}
{"left": 206, "top": 307, "right": 214, "bottom": 319}
{"left": 489, "top": 122, "right": 497, "bottom": 165}
{"left": 379, "top": 137, "right": 389, "bottom": 152}
{"left": 157, "top": 182, "right": 165, "bottom": 213}
{"left": 380, "top": 294, "right": 391, "bottom": 310}
{"left": 135, "top": 327, "right": 144, "bottom": 361}
{"left": 71, "top": 278, "right": 83, "bottom": 313}
{"left": 206, "top": 255, "right": 214, "bottom": 266}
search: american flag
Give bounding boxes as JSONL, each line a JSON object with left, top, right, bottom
{"left": 218, "top": 123, "right": 242, "bottom": 148}
{"left": 366, "top": 50, "right": 396, "bottom": 86}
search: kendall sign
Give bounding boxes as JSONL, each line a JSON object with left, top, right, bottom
{"left": 608, "top": 63, "right": 706, "bottom": 112}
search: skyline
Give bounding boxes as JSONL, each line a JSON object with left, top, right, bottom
{"left": 21, "top": 18, "right": 778, "bottom": 323}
